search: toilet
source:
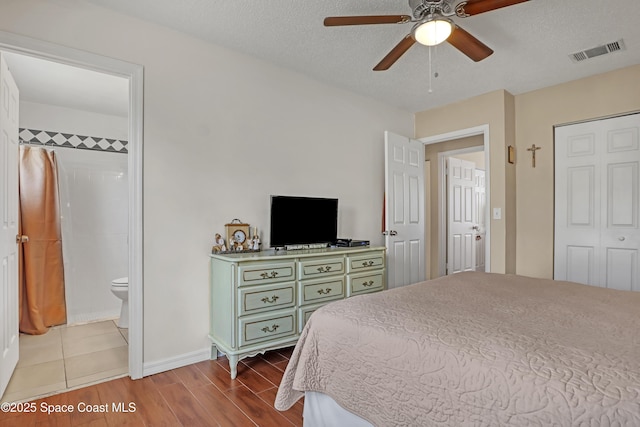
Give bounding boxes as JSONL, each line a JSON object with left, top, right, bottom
{"left": 110, "top": 277, "right": 129, "bottom": 328}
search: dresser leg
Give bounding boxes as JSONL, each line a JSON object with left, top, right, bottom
{"left": 210, "top": 344, "right": 218, "bottom": 360}
{"left": 229, "top": 354, "right": 239, "bottom": 379}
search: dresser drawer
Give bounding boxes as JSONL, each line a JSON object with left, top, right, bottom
{"left": 298, "top": 303, "right": 325, "bottom": 333}
{"left": 299, "top": 256, "right": 345, "bottom": 280}
{"left": 238, "top": 261, "right": 296, "bottom": 286}
{"left": 347, "top": 252, "right": 385, "bottom": 273}
{"left": 238, "top": 282, "right": 295, "bottom": 316}
{"left": 348, "top": 270, "right": 385, "bottom": 296}
{"left": 298, "top": 276, "right": 344, "bottom": 306}
{"left": 239, "top": 309, "right": 296, "bottom": 347}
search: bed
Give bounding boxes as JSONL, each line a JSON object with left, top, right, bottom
{"left": 274, "top": 272, "right": 640, "bottom": 426}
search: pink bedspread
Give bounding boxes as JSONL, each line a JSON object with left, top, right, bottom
{"left": 275, "top": 272, "right": 640, "bottom": 426}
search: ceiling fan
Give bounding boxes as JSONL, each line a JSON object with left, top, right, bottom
{"left": 324, "top": 0, "right": 529, "bottom": 70}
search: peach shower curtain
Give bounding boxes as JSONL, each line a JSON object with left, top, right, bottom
{"left": 18, "top": 145, "right": 66, "bottom": 335}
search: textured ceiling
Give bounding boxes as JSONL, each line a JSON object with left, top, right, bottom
{"left": 82, "top": 0, "right": 640, "bottom": 113}
{"left": 7, "top": 0, "right": 640, "bottom": 116}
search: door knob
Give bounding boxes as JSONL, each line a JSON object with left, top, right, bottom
{"left": 619, "top": 236, "right": 626, "bottom": 241}
{"left": 16, "top": 235, "right": 29, "bottom": 244}
{"left": 472, "top": 225, "right": 480, "bottom": 231}
{"left": 382, "top": 230, "right": 398, "bottom": 236}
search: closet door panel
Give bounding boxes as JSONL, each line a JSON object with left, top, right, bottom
{"left": 607, "top": 162, "right": 637, "bottom": 228}
{"left": 566, "top": 245, "right": 595, "bottom": 285}
{"left": 568, "top": 166, "right": 595, "bottom": 227}
{"left": 605, "top": 248, "right": 638, "bottom": 291}
{"left": 554, "top": 121, "right": 601, "bottom": 284}
{"left": 600, "top": 116, "right": 640, "bottom": 290}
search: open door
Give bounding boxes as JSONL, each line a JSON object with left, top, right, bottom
{"left": 446, "top": 157, "right": 477, "bottom": 274}
{"left": 474, "top": 169, "right": 486, "bottom": 271}
{"left": 384, "top": 131, "right": 425, "bottom": 289}
{"left": 0, "top": 53, "right": 20, "bottom": 398}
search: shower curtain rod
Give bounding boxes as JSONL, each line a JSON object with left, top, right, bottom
{"left": 19, "top": 139, "right": 128, "bottom": 154}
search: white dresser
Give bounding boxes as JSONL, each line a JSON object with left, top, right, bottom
{"left": 209, "top": 246, "right": 386, "bottom": 378}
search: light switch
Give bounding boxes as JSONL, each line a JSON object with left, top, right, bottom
{"left": 492, "top": 207, "right": 502, "bottom": 220}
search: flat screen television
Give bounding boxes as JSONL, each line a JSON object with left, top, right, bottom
{"left": 270, "top": 195, "right": 338, "bottom": 248}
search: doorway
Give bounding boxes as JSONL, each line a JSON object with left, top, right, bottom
{"left": 2, "top": 52, "right": 130, "bottom": 402}
{"left": 421, "top": 125, "right": 491, "bottom": 279}
{"left": 0, "top": 31, "right": 143, "bottom": 399}
{"left": 443, "top": 148, "right": 487, "bottom": 275}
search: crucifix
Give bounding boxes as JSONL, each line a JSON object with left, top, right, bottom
{"left": 526, "top": 144, "right": 542, "bottom": 167}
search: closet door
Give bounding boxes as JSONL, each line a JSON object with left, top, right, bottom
{"left": 554, "top": 113, "right": 640, "bottom": 291}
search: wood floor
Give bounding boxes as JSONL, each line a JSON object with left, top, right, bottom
{"left": 0, "top": 347, "right": 303, "bottom": 427}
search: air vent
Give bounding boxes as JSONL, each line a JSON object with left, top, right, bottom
{"left": 569, "top": 39, "right": 626, "bottom": 63}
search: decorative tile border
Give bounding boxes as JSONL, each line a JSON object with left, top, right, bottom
{"left": 19, "top": 128, "right": 128, "bottom": 153}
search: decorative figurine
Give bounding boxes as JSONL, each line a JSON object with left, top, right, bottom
{"left": 251, "top": 234, "right": 261, "bottom": 251}
{"left": 211, "top": 233, "right": 227, "bottom": 253}
{"left": 216, "top": 234, "right": 226, "bottom": 251}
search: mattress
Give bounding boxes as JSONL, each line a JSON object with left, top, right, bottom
{"left": 303, "top": 391, "right": 373, "bottom": 427}
{"left": 275, "top": 272, "right": 640, "bottom": 426}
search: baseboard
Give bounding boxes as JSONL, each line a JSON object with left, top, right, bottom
{"left": 67, "top": 310, "right": 121, "bottom": 326}
{"left": 142, "top": 347, "right": 210, "bottom": 377}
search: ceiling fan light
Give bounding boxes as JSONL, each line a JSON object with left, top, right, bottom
{"left": 414, "top": 19, "right": 453, "bottom": 46}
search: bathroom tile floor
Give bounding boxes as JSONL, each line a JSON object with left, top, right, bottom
{"left": 1, "top": 320, "right": 128, "bottom": 404}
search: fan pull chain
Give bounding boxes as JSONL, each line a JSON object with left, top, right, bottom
{"left": 434, "top": 44, "right": 439, "bottom": 79}
{"left": 428, "top": 45, "right": 439, "bottom": 94}
{"left": 428, "top": 45, "right": 433, "bottom": 93}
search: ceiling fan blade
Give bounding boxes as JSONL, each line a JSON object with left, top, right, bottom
{"left": 456, "top": 0, "right": 529, "bottom": 17}
{"left": 446, "top": 25, "right": 494, "bottom": 62}
{"left": 324, "top": 15, "right": 411, "bottom": 26}
{"left": 373, "top": 35, "right": 416, "bottom": 71}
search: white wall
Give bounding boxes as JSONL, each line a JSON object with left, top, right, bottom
{"left": 20, "top": 101, "right": 128, "bottom": 325}
{"left": 20, "top": 101, "right": 127, "bottom": 140}
{"left": 0, "top": 0, "right": 414, "bottom": 366}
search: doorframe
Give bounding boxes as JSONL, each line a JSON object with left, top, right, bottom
{"left": 439, "top": 146, "right": 485, "bottom": 275}
{"left": 420, "top": 125, "right": 491, "bottom": 277}
{"left": 0, "top": 31, "right": 144, "bottom": 379}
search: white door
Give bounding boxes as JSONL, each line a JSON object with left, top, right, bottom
{"left": 474, "top": 169, "right": 486, "bottom": 271}
{"left": 0, "top": 53, "right": 20, "bottom": 397}
{"left": 447, "top": 157, "right": 476, "bottom": 274}
{"left": 554, "top": 113, "right": 640, "bottom": 291}
{"left": 384, "top": 131, "right": 425, "bottom": 289}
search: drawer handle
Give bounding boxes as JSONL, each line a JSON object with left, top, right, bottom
{"left": 260, "top": 271, "right": 279, "bottom": 279}
{"left": 261, "top": 295, "right": 280, "bottom": 304}
{"left": 362, "top": 280, "right": 374, "bottom": 287}
{"left": 317, "top": 265, "right": 332, "bottom": 273}
{"left": 361, "top": 261, "right": 374, "bottom": 267}
{"left": 317, "top": 288, "right": 332, "bottom": 295}
{"left": 261, "top": 324, "right": 280, "bottom": 334}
